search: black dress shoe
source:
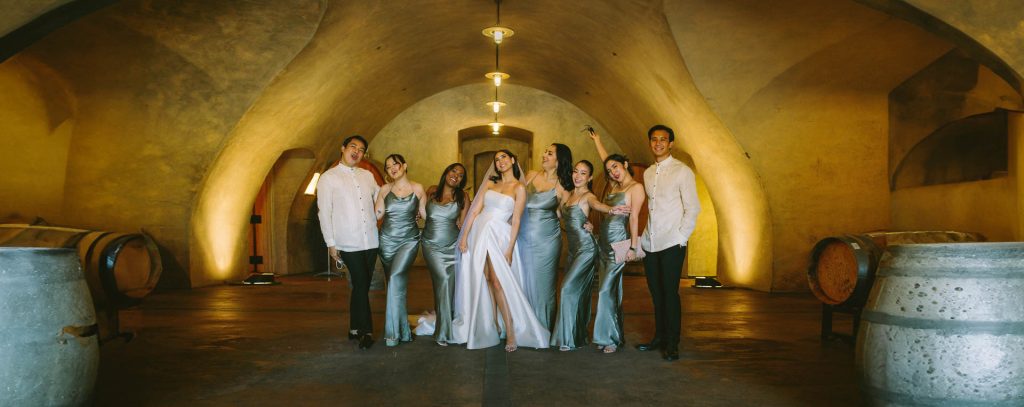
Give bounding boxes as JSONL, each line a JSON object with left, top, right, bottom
{"left": 358, "top": 334, "right": 375, "bottom": 350}
{"left": 663, "top": 345, "right": 679, "bottom": 361}
{"left": 348, "top": 332, "right": 359, "bottom": 340}
{"left": 635, "top": 339, "right": 663, "bottom": 351}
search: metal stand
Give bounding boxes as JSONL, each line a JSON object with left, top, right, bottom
{"left": 314, "top": 252, "right": 344, "bottom": 281}
{"left": 821, "top": 303, "right": 861, "bottom": 343}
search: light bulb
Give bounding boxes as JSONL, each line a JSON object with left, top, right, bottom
{"left": 485, "top": 72, "right": 509, "bottom": 87}
{"left": 487, "top": 101, "right": 505, "bottom": 113}
{"left": 483, "top": 26, "right": 514, "bottom": 44}
{"left": 489, "top": 122, "right": 503, "bottom": 134}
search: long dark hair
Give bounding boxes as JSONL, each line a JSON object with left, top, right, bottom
{"left": 553, "top": 143, "right": 575, "bottom": 192}
{"left": 603, "top": 154, "right": 630, "bottom": 185}
{"left": 490, "top": 149, "right": 521, "bottom": 182}
{"left": 433, "top": 163, "right": 467, "bottom": 209}
{"left": 576, "top": 160, "right": 595, "bottom": 191}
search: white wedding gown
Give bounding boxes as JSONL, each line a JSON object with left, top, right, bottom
{"left": 451, "top": 190, "right": 551, "bottom": 349}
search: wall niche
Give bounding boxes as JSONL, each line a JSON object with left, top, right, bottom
{"left": 889, "top": 49, "right": 1022, "bottom": 190}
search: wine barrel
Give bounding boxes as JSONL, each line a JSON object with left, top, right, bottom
{"left": 0, "top": 224, "right": 90, "bottom": 248}
{"left": 808, "top": 235, "right": 883, "bottom": 306}
{"left": 856, "top": 243, "right": 1024, "bottom": 406}
{"left": 0, "top": 248, "right": 99, "bottom": 406}
{"left": 807, "top": 231, "right": 983, "bottom": 306}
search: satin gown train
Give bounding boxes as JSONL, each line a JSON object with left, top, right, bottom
{"left": 452, "top": 190, "right": 550, "bottom": 350}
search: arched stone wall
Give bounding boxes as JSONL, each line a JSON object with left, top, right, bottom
{"left": 2, "top": 0, "right": 1023, "bottom": 291}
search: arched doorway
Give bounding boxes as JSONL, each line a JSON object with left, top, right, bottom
{"left": 248, "top": 148, "right": 316, "bottom": 276}
{"left": 459, "top": 125, "right": 533, "bottom": 192}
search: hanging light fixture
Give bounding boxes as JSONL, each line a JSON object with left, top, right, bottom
{"left": 486, "top": 101, "right": 506, "bottom": 113}
{"left": 482, "top": 26, "right": 514, "bottom": 44}
{"left": 488, "top": 121, "right": 504, "bottom": 135}
{"left": 485, "top": 71, "right": 509, "bottom": 87}
{"left": 482, "top": 0, "right": 511, "bottom": 136}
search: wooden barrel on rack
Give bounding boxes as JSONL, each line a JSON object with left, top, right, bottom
{"left": 808, "top": 231, "right": 982, "bottom": 307}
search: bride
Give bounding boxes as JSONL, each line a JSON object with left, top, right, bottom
{"left": 451, "top": 149, "right": 550, "bottom": 351}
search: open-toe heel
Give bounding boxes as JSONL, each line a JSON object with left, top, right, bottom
{"left": 559, "top": 345, "right": 571, "bottom": 352}
{"left": 505, "top": 342, "right": 518, "bottom": 352}
{"left": 603, "top": 345, "right": 617, "bottom": 354}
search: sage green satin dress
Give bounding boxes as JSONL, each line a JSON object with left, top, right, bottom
{"left": 520, "top": 184, "right": 561, "bottom": 330}
{"left": 550, "top": 204, "right": 597, "bottom": 349}
{"left": 379, "top": 192, "right": 421, "bottom": 344}
{"left": 593, "top": 192, "right": 628, "bottom": 347}
{"left": 422, "top": 200, "right": 460, "bottom": 343}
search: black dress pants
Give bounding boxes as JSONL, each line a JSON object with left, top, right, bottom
{"left": 339, "top": 248, "right": 378, "bottom": 335}
{"left": 642, "top": 245, "right": 687, "bottom": 345}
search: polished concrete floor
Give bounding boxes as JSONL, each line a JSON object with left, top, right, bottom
{"left": 95, "top": 268, "right": 864, "bottom": 406}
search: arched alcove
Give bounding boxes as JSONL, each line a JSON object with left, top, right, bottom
{"left": 892, "top": 110, "right": 1009, "bottom": 189}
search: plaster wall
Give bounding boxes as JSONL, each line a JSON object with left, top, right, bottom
{"left": 10, "top": 0, "right": 1023, "bottom": 290}
{"left": 887, "top": 50, "right": 1021, "bottom": 244}
{"left": 667, "top": 0, "right": 952, "bottom": 290}
{"left": 0, "top": 0, "right": 72, "bottom": 37}
{"left": 0, "top": 57, "right": 73, "bottom": 222}
{"left": 1, "top": 0, "right": 324, "bottom": 287}
{"left": 891, "top": 179, "right": 1016, "bottom": 242}
{"left": 891, "top": 0, "right": 1024, "bottom": 88}
{"left": 889, "top": 50, "right": 1023, "bottom": 184}
{"left": 688, "top": 176, "right": 718, "bottom": 278}
{"left": 371, "top": 84, "right": 622, "bottom": 190}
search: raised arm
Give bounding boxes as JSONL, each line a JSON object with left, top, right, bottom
{"left": 505, "top": 183, "right": 528, "bottom": 263}
{"left": 586, "top": 193, "right": 613, "bottom": 213}
{"left": 589, "top": 130, "right": 611, "bottom": 162}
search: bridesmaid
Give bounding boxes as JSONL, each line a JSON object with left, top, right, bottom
{"left": 423, "top": 163, "right": 470, "bottom": 346}
{"left": 551, "top": 160, "right": 629, "bottom": 351}
{"left": 589, "top": 134, "right": 645, "bottom": 353}
{"left": 521, "top": 143, "right": 574, "bottom": 330}
{"left": 374, "top": 154, "right": 427, "bottom": 347}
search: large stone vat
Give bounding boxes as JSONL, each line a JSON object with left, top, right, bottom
{"left": 0, "top": 248, "right": 100, "bottom": 406}
{"left": 857, "top": 242, "right": 1024, "bottom": 406}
